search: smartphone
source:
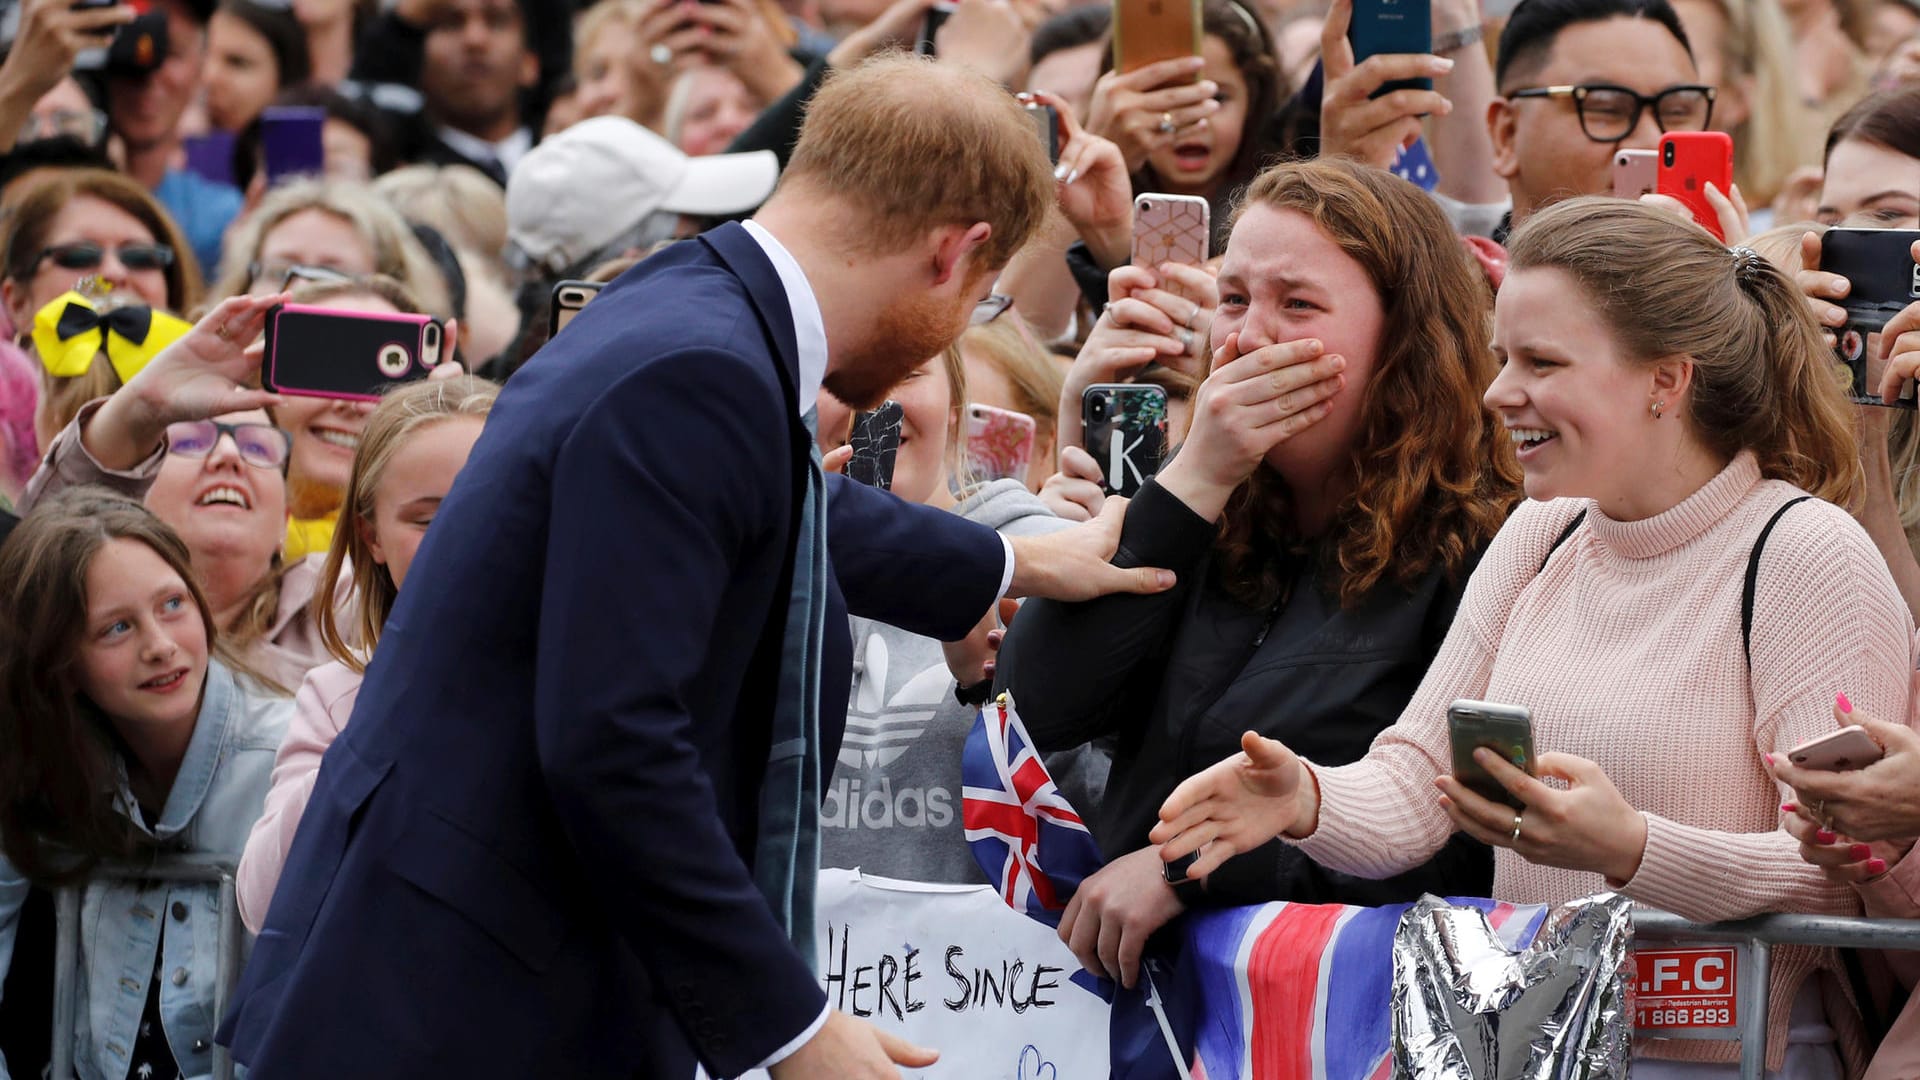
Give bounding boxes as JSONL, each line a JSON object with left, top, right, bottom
{"left": 183, "top": 131, "right": 237, "bottom": 187}
{"left": 1132, "top": 193, "right": 1210, "bottom": 270}
{"left": 1611, "top": 148, "right": 1657, "bottom": 199}
{"left": 1111, "top": 0, "right": 1202, "bottom": 78}
{"left": 963, "top": 404, "right": 1037, "bottom": 485}
{"left": 1656, "top": 132, "right": 1735, "bottom": 241}
{"left": 1024, "top": 102, "right": 1060, "bottom": 166}
{"left": 1447, "top": 700, "right": 1536, "bottom": 811}
{"left": 1349, "top": 0, "right": 1433, "bottom": 97}
{"left": 263, "top": 304, "right": 454, "bottom": 402}
{"left": 1082, "top": 383, "right": 1168, "bottom": 497}
{"left": 1785, "top": 725, "right": 1886, "bottom": 772}
{"left": 261, "top": 106, "right": 326, "bottom": 187}
{"left": 846, "top": 401, "right": 904, "bottom": 491}
{"left": 548, "top": 279, "right": 604, "bottom": 337}
{"left": 1825, "top": 227, "right": 1920, "bottom": 408}
{"left": 916, "top": 2, "right": 956, "bottom": 55}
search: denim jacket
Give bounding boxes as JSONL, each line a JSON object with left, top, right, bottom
{"left": 0, "top": 661, "right": 290, "bottom": 1080}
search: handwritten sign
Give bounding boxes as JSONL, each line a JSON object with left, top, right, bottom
{"left": 710, "top": 870, "right": 1110, "bottom": 1079}
{"left": 1633, "top": 946, "right": 1740, "bottom": 1037}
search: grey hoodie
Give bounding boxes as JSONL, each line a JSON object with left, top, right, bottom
{"left": 820, "top": 480, "right": 1111, "bottom": 883}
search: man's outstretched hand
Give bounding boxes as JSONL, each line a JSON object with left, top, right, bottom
{"left": 769, "top": 1009, "right": 938, "bottom": 1079}
{"left": 1007, "top": 496, "right": 1175, "bottom": 601}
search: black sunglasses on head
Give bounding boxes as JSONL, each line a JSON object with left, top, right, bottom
{"left": 34, "top": 241, "right": 175, "bottom": 274}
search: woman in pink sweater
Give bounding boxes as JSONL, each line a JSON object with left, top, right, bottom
{"left": 1152, "top": 198, "right": 1914, "bottom": 1076}
{"left": 235, "top": 375, "right": 497, "bottom": 931}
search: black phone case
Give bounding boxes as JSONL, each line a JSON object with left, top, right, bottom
{"left": 1082, "top": 385, "right": 1168, "bottom": 498}
{"left": 548, "top": 279, "right": 605, "bottom": 338}
{"left": 1349, "top": 0, "right": 1432, "bottom": 98}
{"left": 263, "top": 307, "right": 440, "bottom": 401}
{"left": 846, "top": 401, "right": 904, "bottom": 490}
{"left": 1826, "top": 228, "right": 1920, "bottom": 408}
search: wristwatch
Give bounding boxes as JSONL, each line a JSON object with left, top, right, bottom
{"left": 1162, "top": 852, "right": 1206, "bottom": 905}
{"left": 1433, "top": 23, "right": 1485, "bottom": 54}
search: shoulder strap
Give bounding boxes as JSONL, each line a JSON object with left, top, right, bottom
{"left": 1536, "top": 509, "right": 1588, "bottom": 575}
{"left": 1741, "top": 496, "right": 1816, "bottom": 668}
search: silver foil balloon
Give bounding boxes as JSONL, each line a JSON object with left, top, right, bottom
{"left": 1392, "top": 893, "right": 1634, "bottom": 1079}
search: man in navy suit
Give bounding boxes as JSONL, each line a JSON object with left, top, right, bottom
{"left": 220, "top": 56, "right": 1173, "bottom": 1080}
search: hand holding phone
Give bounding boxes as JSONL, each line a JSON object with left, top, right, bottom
{"left": 1346, "top": 0, "right": 1434, "bottom": 97}
{"left": 1111, "top": 0, "right": 1201, "bottom": 75}
{"left": 1823, "top": 227, "right": 1920, "bottom": 408}
{"left": 964, "top": 404, "right": 1037, "bottom": 485}
{"left": 1447, "top": 700, "right": 1536, "bottom": 810}
{"left": 262, "top": 304, "right": 454, "bottom": 401}
{"left": 1132, "top": 193, "right": 1210, "bottom": 269}
{"left": 1656, "top": 132, "right": 1734, "bottom": 241}
{"left": 1611, "top": 148, "right": 1657, "bottom": 199}
{"left": 1786, "top": 726, "right": 1886, "bottom": 772}
{"left": 1081, "top": 383, "right": 1168, "bottom": 496}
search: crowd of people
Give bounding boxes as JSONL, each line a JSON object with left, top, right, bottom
{"left": 0, "top": 0, "right": 1919, "bottom": 1075}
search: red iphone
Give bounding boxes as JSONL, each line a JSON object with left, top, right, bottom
{"left": 1656, "top": 132, "right": 1734, "bottom": 241}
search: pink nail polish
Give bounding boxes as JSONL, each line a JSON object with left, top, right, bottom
{"left": 1764, "top": 753, "right": 1776, "bottom": 766}
{"left": 1818, "top": 829, "right": 1837, "bottom": 845}
{"left": 1838, "top": 691, "right": 1854, "bottom": 714}
{"left": 1852, "top": 843, "right": 1873, "bottom": 859}
{"left": 1782, "top": 802, "right": 1798, "bottom": 813}
{"left": 1870, "top": 858, "right": 1889, "bottom": 875}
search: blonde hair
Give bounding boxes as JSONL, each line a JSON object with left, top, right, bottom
{"left": 1686, "top": 0, "right": 1816, "bottom": 204}
{"left": 316, "top": 376, "right": 499, "bottom": 671}
{"left": 782, "top": 55, "right": 1053, "bottom": 271}
{"left": 373, "top": 164, "right": 511, "bottom": 269}
{"left": 1508, "top": 198, "right": 1860, "bottom": 506}
{"left": 958, "top": 313, "right": 1064, "bottom": 451}
{"left": 212, "top": 179, "right": 452, "bottom": 316}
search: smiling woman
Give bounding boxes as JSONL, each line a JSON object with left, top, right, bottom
{"left": 0, "top": 488, "right": 291, "bottom": 1080}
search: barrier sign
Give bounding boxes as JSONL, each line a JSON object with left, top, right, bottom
{"left": 1633, "top": 946, "right": 1740, "bottom": 1037}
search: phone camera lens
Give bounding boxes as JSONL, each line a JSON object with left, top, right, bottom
{"left": 1663, "top": 144, "right": 1674, "bottom": 166}
{"left": 1090, "top": 395, "right": 1108, "bottom": 419}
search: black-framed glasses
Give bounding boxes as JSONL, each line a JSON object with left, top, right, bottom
{"left": 971, "top": 294, "right": 1013, "bottom": 326}
{"left": 35, "top": 241, "right": 175, "bottom": 274}
{"left": 247, "top": 261, "right": 364, "bottom": 292}
{"left": 1505, "top": 83, "right": 1715, "bottom": 143}
{"left": 165, "top": 421, "right": 292, "bottom": 470}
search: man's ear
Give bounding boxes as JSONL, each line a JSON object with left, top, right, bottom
{"left": 931, "top": 222, "right": 993, "bottom": 287}
{"left": 519, "top": 50, "right": 540, "bottom": 92}
{"left": 1488, "top": 98, "right": 1520, "bottom": 181}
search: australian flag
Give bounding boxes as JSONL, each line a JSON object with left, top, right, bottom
{"left": 960, "top": 693, "right": 1103, "bottom": 927}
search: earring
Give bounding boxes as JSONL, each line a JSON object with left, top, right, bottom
{"left": 1651, "top": 400, "right": 1666, "bottom": 419}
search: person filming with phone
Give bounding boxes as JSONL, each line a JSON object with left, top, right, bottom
{"left": 1151, "top": 197, "right": 1912, "bottom": 1075}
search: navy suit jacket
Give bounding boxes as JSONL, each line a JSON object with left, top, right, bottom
{"left": 218, "top": 223, "right": 1006, "bottom": 1079}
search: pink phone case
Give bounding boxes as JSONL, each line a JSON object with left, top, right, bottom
{"left": 263, "top": 303, "right": 455, "bottom": 403}
{"left": 1132, "top": 193, "right": 1210, "bottom": 269}
{"left": 1612, "top": 149, "right": 1657, "bottom": 199}
{"left": 1786, "top": 725, "right": 1885, "bottom": 771}
{"left": 964, "top": 404, "right": 1037, "bottom": 485}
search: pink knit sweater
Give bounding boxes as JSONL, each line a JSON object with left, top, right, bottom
{"left": 1295, "top": 453, "right": 1914, "bottom": 1070}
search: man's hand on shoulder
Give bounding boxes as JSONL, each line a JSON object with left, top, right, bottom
{"left": 1007, "top": 496, "right": 1175, "bottom": 602}
{"left": 768, "top": 1010, "right": 938, "bottom": 1079}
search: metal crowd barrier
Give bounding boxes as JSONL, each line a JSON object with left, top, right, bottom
{"left": 1633, "top": 910, "right": 1920, "bottom": 1080}
{"left": 49, "top": 854, "right": 242, "bottom": 1080}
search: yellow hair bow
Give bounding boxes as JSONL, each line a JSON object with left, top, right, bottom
{"left": 33, "top": 291, "right": 192, "bottom": 384}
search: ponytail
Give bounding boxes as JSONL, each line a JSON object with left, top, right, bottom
{"left": 1507, "top": 199, "right": 1859, "bottom": 507}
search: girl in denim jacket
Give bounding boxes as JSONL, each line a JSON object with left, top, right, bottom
{"left": 0, "top": 488, "right": 291, "bottom": 1080}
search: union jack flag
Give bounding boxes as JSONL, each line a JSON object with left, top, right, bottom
{"left": 960, "top": 693, "right": 1103, "bottom": 926}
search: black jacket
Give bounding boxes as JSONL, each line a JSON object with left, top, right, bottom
{"left": 996, "top": 479, "right": 1492, "bottom": 907}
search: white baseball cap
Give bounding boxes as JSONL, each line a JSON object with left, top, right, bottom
{"left": 506, "top": 116, "right": 779, "bottom": 273}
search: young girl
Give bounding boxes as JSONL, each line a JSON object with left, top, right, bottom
{"left": 234, "top": 375, "right": 498, "bottom": 930}
{"left": 0, "top": 488, "right": 291, "bottom": 1080}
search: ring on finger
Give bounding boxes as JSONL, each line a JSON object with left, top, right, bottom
{"left": 1177, "top": 327, "right": 1194, "bottom": 349}
{"left": 650, "top": 43, "right": 674, "bottom": 65}
{"left": 214, "top": 323, "right": 232, "bottom": 342}
{"left": 1509, "top": 811, "right": 1525, "bottom": 844}
{"left": 1185, "top": 304, "right": 1200, "bottom": 329}
{"left": 1157, "top": 112, "right": 1176, "bottom": 134}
